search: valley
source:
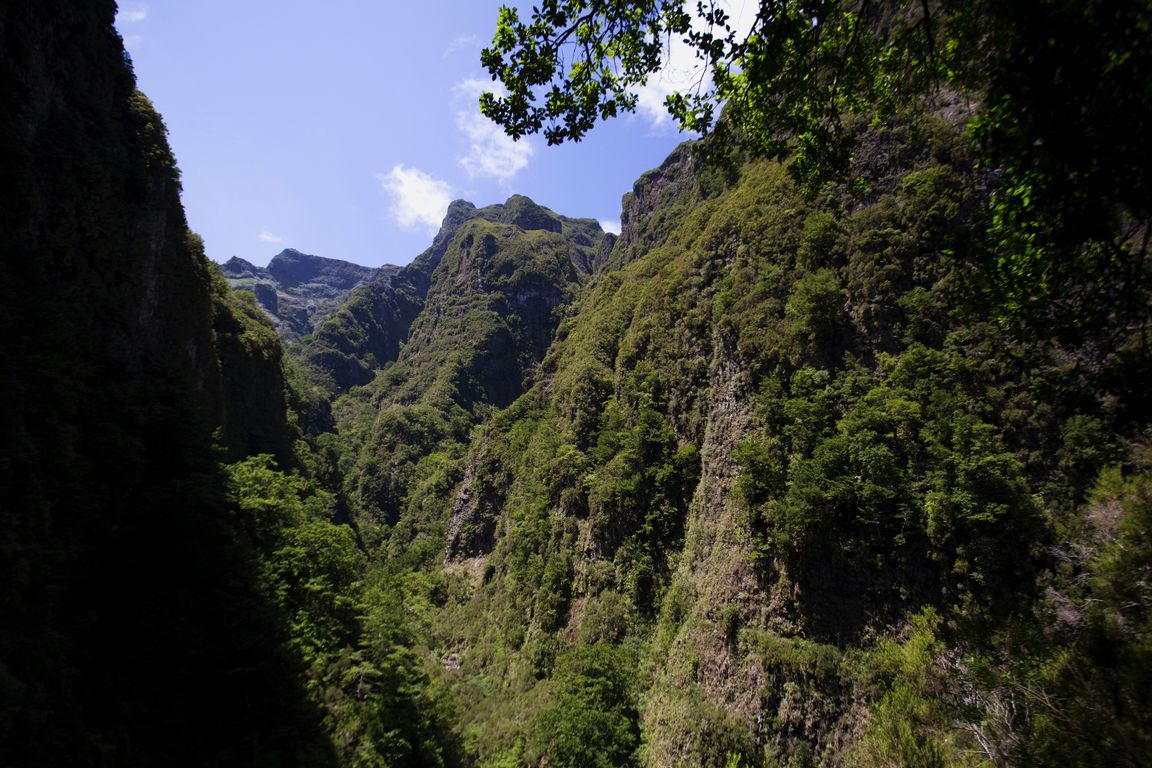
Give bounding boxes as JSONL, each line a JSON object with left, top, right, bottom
{"left": 2, "top": 2, "right": 1150, "bottom": 767}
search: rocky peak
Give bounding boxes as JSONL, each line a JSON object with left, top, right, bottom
{"left": 617, "top": 141, "right": 701, "bottom": 262}
{"left": 444, "top": 198, "right": 478, "bottom": 223}
{"left": 222, "top": 249, "right": 399, "bottom": 342}
{"left": 221, "top": 256, "right": 265, "bottom": 279}
{"left": 266, "top": 248, "right": 384, "bottom": 290}
{"left": 498, "top": 194, "right": 563, "bottom": 233}
{"left": 299, "top": 192, "right": 616, "bottom": 394}
{"left": 402, "top": 200, "right": 481, "bottom": 289}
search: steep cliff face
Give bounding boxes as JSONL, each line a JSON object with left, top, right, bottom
{"left": 395, "top": 197, "right": 608, "bottom": 410}
{"left": 0, "top": 3, "right": 327, "bottom": 764}
{"left": 296, "top": 202, "right": 470, "bottom": 394}
{"left": 421, "top": 111, "right": 1145, "bottom": 765}
{"left": 222, "top": 248, "right": 399, "bottom": 341}
{"left": 212, "top": 275, "right": 300, "bottom": 461}
{"left": 614, "top": 141, "right": 712, "bottom": 265}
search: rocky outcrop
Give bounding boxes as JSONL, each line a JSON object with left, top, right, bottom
{"left": 221, "top": 248, "right": 399, "bottom": 341}
{"left": 616, "top": 141, "right": 707, "bottom": 264}
{"left": 266, "top": 248, "right": 389, "bottom": 289}
{"left": 444, "top": 433, "right": 507, "bottom": 560}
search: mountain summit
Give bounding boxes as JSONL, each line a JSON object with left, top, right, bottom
{"left": 221, "top": 248, "right": 399, "bottom": 340}
{"left": 298, "top": 195, "right": 614, "bottom": 393}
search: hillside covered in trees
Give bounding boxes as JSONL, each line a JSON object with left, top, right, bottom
{"left": 1, "top": 1, "right": 1150, "bottom": 767}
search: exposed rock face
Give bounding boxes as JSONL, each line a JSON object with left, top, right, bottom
{"left": 616, "top": 141, "right": 708, "bottom": 263}
{"left": 222, "top": 255, "right": 264, "bottom": 278}
{"left": 444, "top": 432, "right": 507, "bottom": 559}
{"left": 221, "top": 248, "right": 399, "bottom": 341}
{"left": 253, "top": 280, "right": 279, "bottom": 313}
{"left": 266, "top": 247, "right": 388, "bottom": 289}
{"left": 501, "top": 193, "right": 563, "bottom": 233}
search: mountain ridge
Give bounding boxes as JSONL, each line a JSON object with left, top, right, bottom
{"left": 297, "top": 194, "right": 613, "bottom": 395}
{"left": 222, "top": 247, "right": 401, "bottom": 341}
{"left": 302, "top": 194, "right": 614, "bottom": 551}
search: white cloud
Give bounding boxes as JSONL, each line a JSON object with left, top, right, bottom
{"left": 635, "top": 0, "right": 759, "bottom": 129}
{"left": 455, "top": 77, "right": 492, "bottom": 100}
{"left": 635, "top": 34, "right": 703, "bottom": 128}
{"left": 379, "top": 165, "right": 454, "bottom": 232}
{"left": 259, "top": 230, "right": 285, "bottom": 245}
{"left": 443, "top": 34, "right": 483, "bottom": 59}
{"left": 453, "top": 79, "right": 533, "bottom": 183}
{"left": 115, "top": 6, "right": 147, "bottom": 50}
{"left": 117, "top": 7, "right": 148, "bottom": 24}
{"left": 599, "top": 219, "right": 622, "bottom": 236}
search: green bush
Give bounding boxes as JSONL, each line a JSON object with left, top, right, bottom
{"left": 529, "top": 643, "right": 639, "bottom": 768}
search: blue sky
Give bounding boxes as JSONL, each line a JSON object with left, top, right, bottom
{"left": 114, "top": 0, "right": 709, "bottom": 268}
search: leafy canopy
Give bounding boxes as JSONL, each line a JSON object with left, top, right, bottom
{"left": 481, "top": 0, "right": 959, "bottom": 172}
{"left": 482, "top": 0, "right": 1152, "bottom": 340}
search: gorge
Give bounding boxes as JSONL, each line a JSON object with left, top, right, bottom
{"left": 1, "top": 2, "right": 1150, "bottom": 767}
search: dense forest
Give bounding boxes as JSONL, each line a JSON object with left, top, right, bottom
{"left": 1, "top": 1, "right": 1150, "bottom": 766}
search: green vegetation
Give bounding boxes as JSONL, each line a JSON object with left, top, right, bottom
{"left": 480, "top": 0, "right": 1152, "bottom": 341}
{"left": 308, "top": 199, "right": 611, "bottom": 561}
{"left": 528, "top": 643, "right": 639, "bottom": 767}
{"left": 378, "top": 106, "right": 1150, "bottom": 765}
{"left": 226, "top": 455, "right": 459, "bottom": 767}
{"left": 0, "top": 4, "right": 454, "bottom": 764}
{"left": 4, "top": 1, "right": 1152, "bottom": 766}
{"left": 0, "top": 3, "right": 338, "bottom": 761}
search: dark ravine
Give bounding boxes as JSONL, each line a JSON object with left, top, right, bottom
{"left": 0, "top": 2, "right": 334, "bottom": 764}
